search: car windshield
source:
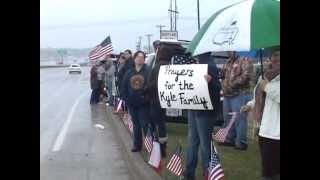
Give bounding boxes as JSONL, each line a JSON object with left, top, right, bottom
{"left": 71, "top": 65, "right": 79, "bottom": 67}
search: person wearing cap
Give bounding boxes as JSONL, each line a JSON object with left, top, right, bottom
{"left": 118, "top": 49, "right": 134, "bottom": 99}
{"left": 184, "top": 52, "right": 222, "bottom": 180}
{"left": 241, "top": 47, "right": 280, "bottom": 180}
{"left": 144, "top": 40, "right": 168, "bottom": 158}
{"left": 220, "top": 51, "right": 254, "bottom": 150}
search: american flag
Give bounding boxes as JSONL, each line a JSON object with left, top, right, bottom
{"left": 144, "top": 129, "right": 153, "bottom": 154}
{"left": 166, "top": 144, "right": 183, "bottom": 176}
{"left": 171, "top": 55, "right": 197, "bottom": 64}
{"left": 116, "top": 99, "right": 123, "bottom": 112}
{"left": 208, "top": 140, "right": 224, "bottom": 180}
{"left": 213, "top": 112, "right": 238, "bottom": 143}
{"left": 89, "top": 36, "right": 113, "bottom": 61}
{"left": 127, "top": 115, "right": 133, "bottom": 135}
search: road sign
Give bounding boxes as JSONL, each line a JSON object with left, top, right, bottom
{"left": 160, "top": 31, "right": 178, "bottom": 40}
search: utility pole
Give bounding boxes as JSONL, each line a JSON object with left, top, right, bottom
{"left": 136, "top": 36, "right": 142, "bottom": 51}
{"left": 168, "top": 0, "right": 179, "bottom": 31}
{"left": 174, "top": 0, "right": 178, "bottom": 31}
{"left": 197, "top": 0, "right": 200, "bottom": 31}
{"left": 145, "top": 34, "right": 152, "bottom": 54}
{"left": 156, "top": 24, "right": 166, "bottom": 39}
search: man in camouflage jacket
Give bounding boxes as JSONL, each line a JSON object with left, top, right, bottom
{"left": 221, "top": 51, "right": 254, "bottom": 150}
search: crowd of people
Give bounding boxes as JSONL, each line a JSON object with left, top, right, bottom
{"left": 89, "top": 41, "right": 280, "bottom": 180}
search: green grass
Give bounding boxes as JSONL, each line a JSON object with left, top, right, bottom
{"left": 141, "top": 114, "right": 261, "bottom": 180}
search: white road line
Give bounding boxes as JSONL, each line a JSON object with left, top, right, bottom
{"left": 52, "top": 91, "right": 88, "bottom": 152}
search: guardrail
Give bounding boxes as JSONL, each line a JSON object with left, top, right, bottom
{"left": 40, "top": 65, "right": 69, "bottom": 68}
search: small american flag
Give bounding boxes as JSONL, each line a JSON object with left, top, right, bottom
{"left": 127, "top": 115, "right": 133, "bottom": 135}
{"left": 89, "top": 36, "right": 113, "bottom": 61}
{"left": 171, "top": 55, "right": 197, "bottom": 65}
{"left": 166, "top": 144, "right": 183, "bottom": 177}
{"left": 208, "top": 140, "right": 224, "bottom": 180}
{"left": 116, "top": 99, "right": 123, "bottom": 112}
{"left": 213, "top": 112, "right": 238, "bottom": 143}
{"left": 144, "top": 129, "right": 153, "bottom": 154}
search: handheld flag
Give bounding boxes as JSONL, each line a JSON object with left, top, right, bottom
{"left": 89, "top": 36, "right": 113, "bottom": 61}
{"left": 213, "top": 112, "right": 238, "bottom": 143}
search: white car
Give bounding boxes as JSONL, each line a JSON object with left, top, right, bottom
{"left": 68, "top": 64, "right": 81, "bottom": 74}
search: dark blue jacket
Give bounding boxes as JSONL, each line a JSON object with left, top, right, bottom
{"left": 191, "top": 53, "right": 222, "bottom": 118}
{"left": 120, "top": 64, "right": 149, "bottom": 108}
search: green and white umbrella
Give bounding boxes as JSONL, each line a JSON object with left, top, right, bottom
{"left": 187, "top": 0, "right": 280, "bottom": 56}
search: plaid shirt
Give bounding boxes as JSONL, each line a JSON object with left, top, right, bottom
{"left": 222, "top": 57, "right": 254, "bottom": 96}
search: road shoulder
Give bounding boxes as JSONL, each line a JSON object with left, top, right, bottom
{"left": 105, "top": 107, "right": 163, "bottom": 180}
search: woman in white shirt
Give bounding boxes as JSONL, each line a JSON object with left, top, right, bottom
{"left": 241, "top": 48, "right": 280, "bottom": 180}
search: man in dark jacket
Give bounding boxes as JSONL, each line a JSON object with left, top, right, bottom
{"left": 118, "top": 49, "right": 134, "bottom": 98}
{"left": 90, "top": 63, "right": 100, "bottom": 104}
{"left": 144, "top": 41, "right": 169, "bottom": 158}
{"left": 184, "top": 52, "right": 222, "bottom": 180}
{"left": 120, "top": 51, "right": 150, "bottom": 152}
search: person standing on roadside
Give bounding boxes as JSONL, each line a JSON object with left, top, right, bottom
{"left": 105, "top": 56, "right": 116, "bottom": 106}
{"left": 96, "top": 61, "right": 106, "bottom": 103}
{"left": 120, "top": 51, "right": 150, "bottom": 152}
{"left": 241, "top": 47, "right": 280, "bottom": 180}
{"left": 183, "top": 52, "right": 222, "bottom": 180}
{"left": 118, "top": 49, "right": 134, "bottom": 99}
{"left": 90, "top": 62, "right": 99, "bottom": 104}
{"left": 220, "top": 51, "right": 254, "bottom": 150}
{"left": 144, "top": 40, "right": 168, "bottom": 158}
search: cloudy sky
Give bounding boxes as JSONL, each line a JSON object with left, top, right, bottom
{"left": 40, "top": 0, "right": 241, "bottom": 52}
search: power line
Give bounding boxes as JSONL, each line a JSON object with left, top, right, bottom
{"left": 145, "top": 34, "right": 152, "bottom": 54}
{"left": 156, "top": 24, "right": 166, "bottom": 39}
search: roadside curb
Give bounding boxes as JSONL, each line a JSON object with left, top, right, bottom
{"left": 105, "top": 107, "right": 163, "bottom": 180}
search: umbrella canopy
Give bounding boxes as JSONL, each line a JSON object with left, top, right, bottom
{"left": 187, "top": 0, "right": 280, "bottom": 56}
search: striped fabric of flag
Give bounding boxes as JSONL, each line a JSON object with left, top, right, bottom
{"left": 213, "top": 112, "right": 238, "bottom": 143}
{"left": 144, "top": 129, "right": 153, "bottom": 154}
{"left": 166, "top": 145, "right": 183, "bottom": 176}
{"left": 208, "top": 140, "right": 224, "bottom": 180}
{"left": 89, "top": 36, "right": 113, "bottom": 61}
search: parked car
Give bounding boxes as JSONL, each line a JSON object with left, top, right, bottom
{"left": 68, "top": 64, "right": 81, "bottom": 74}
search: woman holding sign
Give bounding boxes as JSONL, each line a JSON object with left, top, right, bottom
{"left": 120, "top": 51, "right": 150, "bottom": 152}
{"left": 184, "top": 52, "right": 222, "bottom": 180}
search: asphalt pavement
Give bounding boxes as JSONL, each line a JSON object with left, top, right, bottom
{"left": 40, "top": 67, "right": 133, "bottom": 180}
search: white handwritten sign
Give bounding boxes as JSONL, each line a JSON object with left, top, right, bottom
{"left": 158, "top": 64, "right": 213, "bottom": 110}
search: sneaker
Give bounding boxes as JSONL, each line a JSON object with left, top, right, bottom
{"left": 131, "top": 147, "right": 141, "bottom": 152}
{"left": 217, "top": 141, "right": 235, "bottom": 147}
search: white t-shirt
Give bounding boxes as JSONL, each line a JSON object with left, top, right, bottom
{"left": 247, "top": 75, "right": 280, "bottom": 140}
{"left": 259, "top": 75, "right": 280, "bottom": 140}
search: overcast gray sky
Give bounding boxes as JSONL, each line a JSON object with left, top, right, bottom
{"left": 40, "top": 0, "right": 241, "bottom": 52}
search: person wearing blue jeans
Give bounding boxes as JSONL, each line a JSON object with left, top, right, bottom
{"left": 184, "top": 52, "right": 221, "bottom": 180}
{"left": 185, "top": 111, "right": 216, "bottom": 180}
{"left": 223, "top": 94, "right": 251, "bottom": 147}
{"left": 120, "top": 51, "right": 151, "bottom": 152}
{"left": 128, "top": 104, "right": 150, "bottom": 150}
{"left": 221, "top": 51, "right": 253, "bottom": 150}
